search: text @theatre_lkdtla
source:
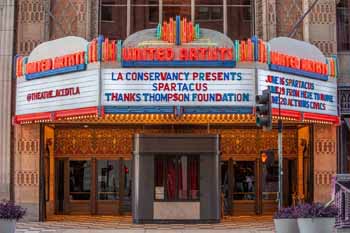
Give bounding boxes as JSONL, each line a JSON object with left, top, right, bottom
{"left": 102, "top": 69, "right": 255, "bottom": 106}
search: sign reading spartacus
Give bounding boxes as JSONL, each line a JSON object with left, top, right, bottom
{"left": 101, "top": 68, "right": 255, "bottom": 107}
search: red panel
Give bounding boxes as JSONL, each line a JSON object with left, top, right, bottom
{"left": 14, "top": 112, "right": 51, "bottom": 123}
{"left": 272, "top": 108, "right": 302, "bottom": 120}
{"left": 14, "top": 107, "right": 99, "bottom": 124}
{"left": 55, "top": 107, "right": 98, "bottom": 118}
{"left": 303, "top": 112, "right": 339, "bottom": 123}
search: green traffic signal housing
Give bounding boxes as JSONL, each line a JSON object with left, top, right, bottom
{"left": 255, "top": 89, "right": 272, "bottom": 131}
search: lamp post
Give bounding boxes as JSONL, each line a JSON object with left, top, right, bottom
{"left": 278, "top": 92, "right": 283, "bottom": 210}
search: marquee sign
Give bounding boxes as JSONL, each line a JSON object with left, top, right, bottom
{"left": 267, "top": 37, "right": 336, "bottom": 81}
{"left": 12, "top": 19, "right": 339, "bottom": 124}
{"left": 16, "top": 69, "right": 99, "bottom": 116}
{"left": 102, "top": 68, "right": 255, "bottom": 107}
{"left": 258, "top": 69, "right": 337, "bottom": 117}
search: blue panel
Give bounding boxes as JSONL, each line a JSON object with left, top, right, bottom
{"left": 176, "top": 16, "right": 181, "bottom": 45}
{"left": 104, "top": 106, "right": 174, "bottom": 114}
{"left": 183, "top": 106, "right": 253, "bottom": 114}
{"left": 122, "top": 60, "right": 236, "bottom": 68}
{"left": 98, "top": 35, "right": 104, "bottom": 62}
{"left": 251, "top": 35, "right": 258, "bottom": 62}
{"left": 269, "top": 64, "right": 328, "bottom": 81}
{"left": 25, "top": 64, "right": 87, "bottom": 80}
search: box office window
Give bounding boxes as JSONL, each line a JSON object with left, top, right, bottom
{"left": 155, "top": 155, "right": 199, "bottom": 201}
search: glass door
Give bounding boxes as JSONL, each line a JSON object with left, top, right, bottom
{"left": 120, "top": 159, "right": 132, "bottom": 215}
{"left": 221, "top": 161, "right": 231, "bottom": 216}
{"left": 96, "top": 160, "right": 120, "bottom": 215}
{"left": 261, "top": 160, "right": 279, "bottom": 214}
{"left": 68, "top": 160, "right": 92, "bottom": 214}
{"left": 232, "top": 161, "right": 256, "bottom": 215}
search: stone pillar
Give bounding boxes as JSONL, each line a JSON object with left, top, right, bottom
{"left": 0, "top": 0, "right": 15, "bottom": 200}
{"left": 15, "top": 124, "right": 40, "bottom": 221}
{"left": 313, "top": 124, "right": 337, "bottom": 203}
{"left": 260, "top": 0, "right": 277, "bottom": 40}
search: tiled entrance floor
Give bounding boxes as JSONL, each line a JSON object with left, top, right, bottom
{"left": 15, "top": 216, "right": 275, "bottom": 233}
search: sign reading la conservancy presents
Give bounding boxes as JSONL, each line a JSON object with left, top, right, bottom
{"left": 16, "top": 69, "right": 99, "bottom": 115}
{"left": 258, "top": 69, "right": 337, "bottom": 116}
{"left": 102, "top": 68, "right": 255, "bottom": 106}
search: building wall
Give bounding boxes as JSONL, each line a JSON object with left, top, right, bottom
{"left": 14, "top": 124, "right": 40, "bottom": 221}
{"left": 313, "top": 125, "right": 337, "bottom": 203}
{"left": 0, "top": 0, "right": 15, "bottom": 200}
{"left": 11, "top": 0, "right": 341, "bottom": 221}
{"left": 337, "top": 0, "right": 350, "bottom": 174}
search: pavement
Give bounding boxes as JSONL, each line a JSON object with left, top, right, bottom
{"left": 14, "top": 216, "right": 275, "bottom": 233}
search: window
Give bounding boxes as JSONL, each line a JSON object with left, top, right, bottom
{"left": 99, "top": 0, "right": 254, "bottom": 40}
{"left": 233, "top": 161, "right": 255, "bottom": 200}
{"left": 195, "top": 0, "right": 223, "bottom": 32}
{"left": 101, "top": 6, "right": 114, "bottom": 21}
{"left": 97, "top": 160, "right": 120, "bottom": 200}
{"left": 100, "top": 0, "right": 127, "bottom": 40}
{"left": 69, "top": 160, "right": 91, "bottom": 200}
{"left": 337, "top": 0, "right": 350, "bottom": 51}
{"left": 154, "top": 155, "right": 199, "bottom": 201}
{"left": 163, "top": 0, "right": 191, "bottom": 21}
{"left": 227, "top": 0, "right": 253, "bottom": 40}
{"left": 262, "top": 161, "right": 278, "bottom": 200}
{"left": 148, "top": 0, "right": 159, "bottom": 23}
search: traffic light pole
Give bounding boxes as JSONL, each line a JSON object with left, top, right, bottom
{"left": 278, "top": 92, "right": 283, "bottom": 210}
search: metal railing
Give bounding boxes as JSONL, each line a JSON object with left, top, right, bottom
{"left": 334, "top": 174, "right": 350, "bottom": 229}
{"left": 339, "top": 90, "right": 350, "bottom": 114}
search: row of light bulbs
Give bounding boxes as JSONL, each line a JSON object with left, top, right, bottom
{"left": 19, "top": 114, "right": 333, "bottom": 125}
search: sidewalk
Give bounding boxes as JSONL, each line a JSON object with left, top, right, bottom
{"left": 15, "top": 216, "right": 275, "bottom": 233}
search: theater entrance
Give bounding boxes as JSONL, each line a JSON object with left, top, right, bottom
{"left": 54, "top": 158, "right": 132, "bottom": 215}
{"left": 220, "top": 158, "right": 298, "bottom": 216}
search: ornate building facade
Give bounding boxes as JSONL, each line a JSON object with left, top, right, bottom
{"left": 337, "top": 0, "right": 350, "bottom": 174}
{"left": 0, "top": 0, "right": 341, "bottom": 221}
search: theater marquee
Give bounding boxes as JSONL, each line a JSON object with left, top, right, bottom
{"left": 101, "top": 68, "right": 255, "bottom": 107}
{"left": 258, "top": 69, "right": 337, "bottom": 117}
{"left": 15, "top": 69, "right": 99, "bottom": 115}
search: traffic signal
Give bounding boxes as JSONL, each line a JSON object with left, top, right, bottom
{"left": 256, "top": 89, "right": 272, "bottom": 131}
{"left": 260, "top": 149, "right": 274, "bottom": 167}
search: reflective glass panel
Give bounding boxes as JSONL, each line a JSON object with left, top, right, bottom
{"left": 233, "top": 161, "right": 255, "bottom": 200}
{"left": 69, "top": 160, "right": 91, "bottom": 200}
{"left": 122, "top": 160, "right": 132, "bottom": 201}
{"left": 97, "top": 160, "right": 119, "bottom": 200}
{"left": 262, "top": 161, "right": 278, "bottom": 200}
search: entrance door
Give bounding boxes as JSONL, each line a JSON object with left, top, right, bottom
{"left": 221, "top": 161, "right": 231, "bottom": 216}
{"left": 120, "top": 159, "right": 132, "bottom": 215}
{"left": 232, "top": 160, "right": 257, "bottom": 215}
{"left": 56, "top": 158, "right": 132, "bottom": 215}
{"left": 55, "top": 159, "right": 66, "bottom": 214}
{"left": 68, "top": 160, "right": 92, "bottom": 214}
{"left": 96, "top": 160, "right": 120, "bottom": 215}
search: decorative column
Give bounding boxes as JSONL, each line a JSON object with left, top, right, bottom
{"left": 259, "top": 0, "right": 276, "bottom": 40}
{"left": 313, "top": 125, "right": 337, "bottom": 203}
{"left": 14, "top": 124, "right": 41, "bottom": 221}
{"left": 0, "top": 0, "right": 15, "bottom": 200}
